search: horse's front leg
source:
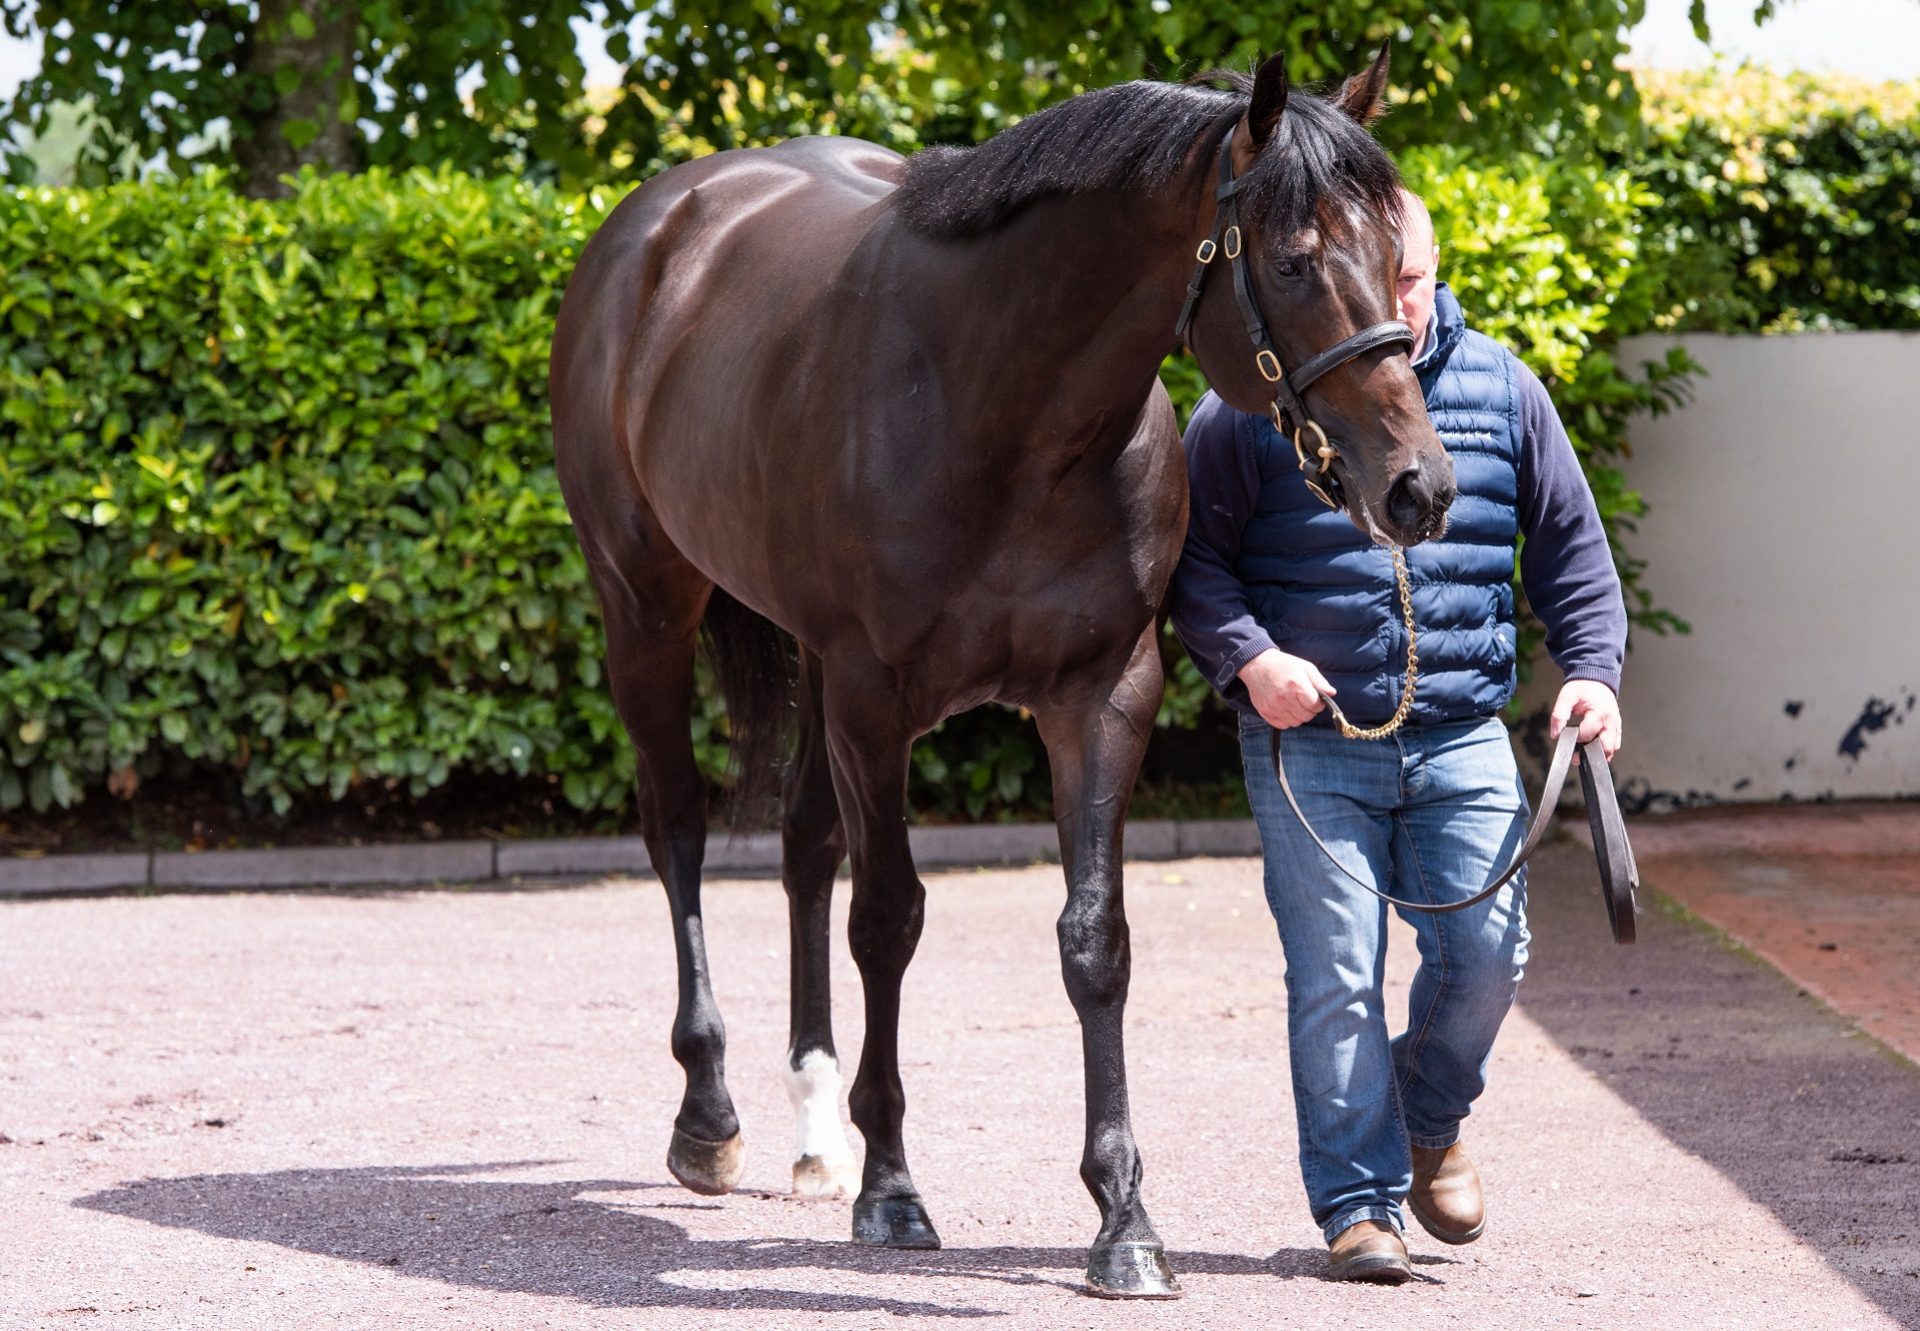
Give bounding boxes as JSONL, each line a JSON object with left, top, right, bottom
{"left": 821, "top": 661, "right": 940, "bottom": 1249}
{"left": 1035, "top": 627, "right": 1182, "bottom": 1299}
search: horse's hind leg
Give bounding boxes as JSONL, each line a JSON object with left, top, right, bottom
{"left": 597, "top": 546, "right": 744, "bottom": 1196}
{"left": 782, "top": 646, "right": 859, "bottom": 1198}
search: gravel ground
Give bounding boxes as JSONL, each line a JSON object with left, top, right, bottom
{"left": 3, "top": 844, "right": 1916, "bottom": 1330}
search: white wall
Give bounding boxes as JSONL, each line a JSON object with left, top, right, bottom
{"left": 1569, "top": 331, "right": 1920, "bottom": 807}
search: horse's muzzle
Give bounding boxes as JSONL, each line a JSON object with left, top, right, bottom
{"left": 1385, "top": 463, "right": 1455, "bottom": 545}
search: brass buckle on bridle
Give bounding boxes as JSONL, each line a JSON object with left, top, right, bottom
{"left": 1289, "top": 418, "right": 1340, "bottom": 509}
{"left": 1292, "top": 418, "right": 1335, "bottom": 475}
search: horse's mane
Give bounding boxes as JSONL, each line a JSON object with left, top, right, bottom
{"left": 894, "top": 70, "right": 1405, "bottom": 239}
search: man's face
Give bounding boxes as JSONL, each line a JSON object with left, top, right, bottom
{"left": 1396, "top": 203, "right": 1440, "bottom": 359}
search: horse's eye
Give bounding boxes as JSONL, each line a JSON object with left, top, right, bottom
{"left": 1275, "top": 259, "right": 1302, "bottom": 278}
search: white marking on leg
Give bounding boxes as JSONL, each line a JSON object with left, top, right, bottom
{"left": 785, "top": 1048, "right": 858, "bottom": 1199}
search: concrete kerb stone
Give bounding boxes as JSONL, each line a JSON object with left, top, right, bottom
{"left": 910, "top": 822, "right": 1058, "bottom": 868}
{"left": 151, "top": 841, "right": 496, "bottom": 890}
{"left": 1176, "top": 819, "right": 1263, "bottom": 857}
{"left": 0, "top": 852, "right": 150, "bottom": 895}
{"left": 494, "top": 836, "right": 652, "bottom": 879}
{"left": 1124, "top": 820, "right": 1181, "bottom": 860}
{"left": 701, "top": 831, "right": 783, "bottom": 875}
{"left": 4, "top": 820, "right": 1259, "bottom": 895}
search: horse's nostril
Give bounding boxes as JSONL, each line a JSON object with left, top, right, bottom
{"left": 1386, "top": 466, "right": 1438, "bottom": 533}
{"left": 1385, "top": 467, "right": 1455, "bottom": 541}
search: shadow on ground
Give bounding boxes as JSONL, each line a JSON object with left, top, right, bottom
{"left": 1517, "top": 843, "right": 1920, "bottom": 1326}
{"left": 75, "top": 1161, "right": 1344, "bottom": 1315}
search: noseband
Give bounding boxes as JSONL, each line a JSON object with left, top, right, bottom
{"left": 1173, "top": 127, "right": 1416, "bottom": 511}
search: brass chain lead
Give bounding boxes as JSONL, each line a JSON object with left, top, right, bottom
{"left": 1328, "top": 545, "right": 1419, "bottom": 741}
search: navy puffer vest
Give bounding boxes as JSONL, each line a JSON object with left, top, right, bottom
{"left": 1236, "top": 284, "right": 1521, "bottom": 727}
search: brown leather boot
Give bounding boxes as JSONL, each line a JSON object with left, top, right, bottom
{"left": 1410, "top": 1142, "right": 1486, "bottom": 1244}
{"left": 1327, "top": 1219, "right": 1412, "bottom": 1284}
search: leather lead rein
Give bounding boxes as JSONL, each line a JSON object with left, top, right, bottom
{"left": 1270, "top": 721, "right": 1640, "bottom": 944}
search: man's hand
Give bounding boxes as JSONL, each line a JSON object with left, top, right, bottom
{"left": 1550, "top": 679, "right": 1622, "bottom": 761}
{"left": 1239, "top": 648, "right": 1334, "bottom": 730}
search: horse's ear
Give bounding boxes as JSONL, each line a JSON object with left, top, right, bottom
{"left": 1247, "top": 50, "right": 1289, "bottom": 148}
{"left": 1333, "top": 43, "right": 1392, "bottom": 125}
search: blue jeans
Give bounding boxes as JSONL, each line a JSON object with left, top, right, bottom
{"left": 1238, "top": 713, "right": 1531, "bottom": 1244}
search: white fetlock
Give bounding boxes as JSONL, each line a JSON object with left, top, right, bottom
{"left": 784, "top": 1049, "right": 858, "bottom": 1199}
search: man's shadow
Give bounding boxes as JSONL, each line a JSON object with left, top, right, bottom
{"left": 76, "top": 1162, "right": 1341, "bottom": 1314}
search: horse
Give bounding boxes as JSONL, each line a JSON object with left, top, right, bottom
{"left": 549, "top": 47, "right": 1454, "bottom": 1298}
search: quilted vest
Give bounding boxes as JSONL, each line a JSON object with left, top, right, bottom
{"left": 1235, "top": 284, "right": 1523, "bottom": 727}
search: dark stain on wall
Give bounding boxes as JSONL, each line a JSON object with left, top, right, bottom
{"left": 1616, "top": 776, "right": 1721, "bottom": 816}
{"left": 1837, "top": 697, "right": 1899, "bottom": 763}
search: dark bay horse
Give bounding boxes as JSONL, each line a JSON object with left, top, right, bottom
{"left": 550, "top": 49, "right": 1452, "bottom": 1298}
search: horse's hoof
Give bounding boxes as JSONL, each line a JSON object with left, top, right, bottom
{"left": 1084, "top": 1242, "right": 1183, "bottom": 1300}
{"left": 666, "top": 1127, "right": 745, "bottom": 1196}
{"left": 792, "top": 1152, "right": 859, "bottom": 1200}
{"left": 851, "top": 1194, "right": 941, "bottom": 1249}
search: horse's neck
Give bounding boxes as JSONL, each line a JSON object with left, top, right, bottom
{"left": 914, "top": 185, "right": 1208, "bottom": 461}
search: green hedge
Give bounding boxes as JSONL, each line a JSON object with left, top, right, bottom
{"left": 1631, "top": 67, "right": 1920, "bottom": 333}
{"left": 0, "top": 153, "right": 1692, "bottom": 821}
{"left": 0, "top": 168, "right": 668, "bottom": 815}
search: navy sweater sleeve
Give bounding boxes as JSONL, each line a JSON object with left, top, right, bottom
{"left": 1166, "top": 393, "right": 1273, "bottom": 702}
{"left": 1513, "top": 362, "right": 1628, "bottom": 694}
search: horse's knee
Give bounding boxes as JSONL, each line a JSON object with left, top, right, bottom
{"left": 847, "top": 886, "right": 924, "bottom": 965}
{"left": 1058, "top": 896, "right": 1130, "bottom": 1008}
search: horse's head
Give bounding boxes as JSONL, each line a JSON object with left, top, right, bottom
{"left": 1184, "top": 49, "right": 1454, "bottom": 547}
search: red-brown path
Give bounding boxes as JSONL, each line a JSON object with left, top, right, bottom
{"left": 2, "top": 841, "right": 1916, "bottom": 1329}
{"left": 1607, "top": 801, "right": 1920, "bottom": 1065}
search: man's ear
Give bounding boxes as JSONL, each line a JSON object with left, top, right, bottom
{"left": 1333, "top": 43, "right": 1391, "bottom": 126}
{"left": 1246, "top": 50, "right": 1289, "bottom": 148}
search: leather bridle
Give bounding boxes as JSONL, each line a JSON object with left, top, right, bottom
{"left": 1174, "top": 124, "right": 1417, "bottom": 511}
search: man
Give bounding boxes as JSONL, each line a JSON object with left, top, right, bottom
{"left": 1167, "top": 187, "right": 1626, "bottom": 1284}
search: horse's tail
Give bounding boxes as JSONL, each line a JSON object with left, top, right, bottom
{"left": 699, "top": 588, "right": 798, "bottom": 829}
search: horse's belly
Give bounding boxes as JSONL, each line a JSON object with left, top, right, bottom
{"left": 868, "top": 532, "right": 1172, "bottom": 716}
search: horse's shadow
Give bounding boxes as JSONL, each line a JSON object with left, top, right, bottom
{"left": 75, "top": 1162, "right": 1362, "bottom": 1315}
